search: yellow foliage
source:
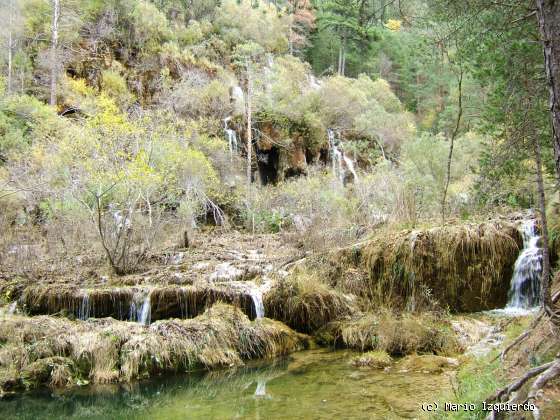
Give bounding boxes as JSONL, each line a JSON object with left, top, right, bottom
{"left": 385, "top": 19, "right": 402, "bottom": 32}
{"left": 67, "top": 78, "right": 94, "bottom": 97}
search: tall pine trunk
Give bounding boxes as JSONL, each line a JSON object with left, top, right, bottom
{"left": 534, "top": 132, "right": 552, "bottom": 311}
{"left": 536, "top": 0, "right": 560, "bottom": 314}
{"left": 536, "top": 0, "right": 560, "bottom": 184}
{"left": 49, "top": 0, "right": 60, "bottom": 106}
{"left": 7, "top": 0, "right": 13, "bottom": 94}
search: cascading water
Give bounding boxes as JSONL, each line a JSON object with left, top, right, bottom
{"left": 250, "top": 288, "right": 265, "bottom": 319}
{"left": 224, "top": 117, "right": 238, "bottom": 161}
{"left": 327, "top": 129, "right": 358, "bottom": 184}
{"left": 7, "top": 301, "right": 17, "bottom": 315}
{"left": 254, "top": 379, "right": 267, "bottom": 397}
{"left": 343, "top": 155, "right": 359, "bottom": 181}
{"left": 1, "top": 301, "right": 17, "bottom": 316}
{"left": 506, "top": 219, "right": 542, "bottom": 310}
{"left": 130, "top": 290, "right": 152, "bottom": 325}
{"left": 78, "top": 293, "right": 90, "bottom": 320}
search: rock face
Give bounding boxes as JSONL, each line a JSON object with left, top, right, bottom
{"left": 253, "top": 122, "right": 321, "bottom": 185}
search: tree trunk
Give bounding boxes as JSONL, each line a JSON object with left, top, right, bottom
{"left": 7, "top": 0, "right": 13, "bottom": 94}
{"left": 341, "top": 42, "right": 346, "bottom": 76}
{"left": 49, "top": 0, "right": 60, "bottom": 107}
{"left": 337, "top": 44, "right": 342, "bottom": 75}
{"left": 536, "top": 0, "right": 560, "bottom": 185}
{"left": 441, "top": 65, "right": 463, "bottom": 223}
{"left": 534, "top": 132, "right": 553, "bottom": 313}
{"left": 246, "top": 63, "right": 253, "bottom": 186}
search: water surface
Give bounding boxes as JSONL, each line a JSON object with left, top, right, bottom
{"left": 2, "top": 350, "right": 453, "bottom": 419}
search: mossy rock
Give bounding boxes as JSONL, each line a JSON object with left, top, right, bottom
{"left": 0, "top": 368, "right": 23, "bottom": 395}
{"left": 21, "top": 356, "right": 77, "bottom": 388}
{"left": 351, "top": 351, "right": 392, "bottom": 368}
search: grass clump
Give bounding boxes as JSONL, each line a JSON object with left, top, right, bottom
{"left": 264, "top": 269, "right": 357, "bottom": 334}
{"left": 320, "top": 311, "right": 461, "bottom": 356}
{"left": 435, "top": 354, "right": 505, "bottom": 419}
{"left": 351, "top": 350, "right": 392, "bottom": 368}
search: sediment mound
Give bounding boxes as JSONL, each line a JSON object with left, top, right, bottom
{"left": 324, "top": 220, "right": 523, "bottom": 312}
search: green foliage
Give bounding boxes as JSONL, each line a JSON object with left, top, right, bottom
{"left": 401, "top": 132, "right": 481, "bottom": 215}
{"left": 216, "top": 0, "right": 290, "bottom": 53}
{"left": 0, "top": 93, "right": 63, "bottom": 161}
{"left": 101, "top": 70, "right": 135, "bottom": 108}
{"left": 435, "top": 354, "right": 505, "bottom": 420}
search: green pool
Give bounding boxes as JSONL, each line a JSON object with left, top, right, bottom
{"left": 1, "top": 349, "right": 453, "bottom": 419}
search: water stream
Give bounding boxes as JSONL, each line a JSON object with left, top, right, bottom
{"left": 224, "top": 117, "right": 238, "bottom": 161}
{"left": 129, "top": 290, "right": 152, "bottom": 326}
{"left": 249, "top": 288, "right": 265, "bottom": 319}
{"left": 0, "top": 349, "right": 454, "bottom": 419}
{"left": 506, "top": 219, "right": 542, "bottom": 310}
{"left": 78, "top": 293, "right": 90, "bottom": 321}
{"left": 327, "top": 129, "right": 358, "bottom": 184}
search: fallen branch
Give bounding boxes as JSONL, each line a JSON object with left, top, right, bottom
{"left": 498, "top": 290, "right": 560, "bottom": 361}
{"left": 498, "top": 311, "right": 544, "bottom": 361}
{"left": 488, "top": 361, "right": 554, "bottom": 402}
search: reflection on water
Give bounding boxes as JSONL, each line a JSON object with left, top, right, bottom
{"left": 1, "top": 350, "right": 453, "bottom": 419}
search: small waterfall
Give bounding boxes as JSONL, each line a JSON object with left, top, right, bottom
{"left": 224, "top": 117, "right": 238, "bottom": 161}
{"left": 254, "top": 379, "right": 267, "bottom": 397}
{"left": 327, "top": 129, "right": 358, "bottom": 184}
{"left": 250, "top": 287, "right": 265, "bottom": 319}
{"left": 3, "top": 302, "right": 17, "bottom": 316}
{"left": 78, "top": 292, "right": 90, "bottom": 320}
{"left": 506, "top": 219, "right": 542, "bottom": 310}
{"left": 130, "top": 290, "right": 152, "bottom": 325}
{"left": 343, "top": 155, "right": 359, "bottom": 181}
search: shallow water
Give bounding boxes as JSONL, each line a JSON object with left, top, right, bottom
{"left": 2, "top": 349, "right": 453, "bottom": 419}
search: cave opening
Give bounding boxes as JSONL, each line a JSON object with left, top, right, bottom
{"left": 256, "top": 147, "right": 280, "bottom": 185}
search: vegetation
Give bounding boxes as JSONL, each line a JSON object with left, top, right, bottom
{"left": 318, "top": 311, "right": 460, "bottom": 356}
{"left": 1, "top": 0, "right": 560, "bottom": 416}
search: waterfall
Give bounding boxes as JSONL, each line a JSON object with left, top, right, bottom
{"left": 506, "top": 219, "right": 542, "bottom": 310}
{"left": 4, "top": 302, "right": 17, "bottom": 315}
{"left": 343, "top": 155, "right": 359, "bottom": 181}
{"left": 254, "top": 379, "right": 267, "bottom": 397}
{"left": 250, "top": 287, "right": 265, "bottom": 319}
{"left": 130, "top": 290, "right": 152, "bottom": 325}
{"left": 78, "top": 292, "right": 90, "bottom": 320}
{"left": 224, "top": 117, "right": 238, "bottom": 161}
{"left": 327, "top": 129, "right": 358, "bottom": 184}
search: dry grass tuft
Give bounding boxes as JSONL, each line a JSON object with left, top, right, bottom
{"left": 319, "top": 311, "right": 461, "bottom": 356}
{"left": 264, "top": 269, "right": 357, "bottom": 334}
{"left": 351, "top": 350, "right": 392, "bottom": 368}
